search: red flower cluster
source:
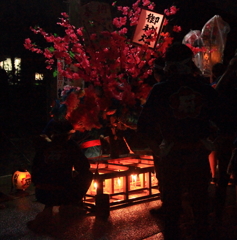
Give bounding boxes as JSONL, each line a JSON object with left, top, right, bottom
{"left": 164, "top": 6, "right": 179, "bottom": 16}
{"left": 24, "top": 0, "right": 181, "bottom": 131}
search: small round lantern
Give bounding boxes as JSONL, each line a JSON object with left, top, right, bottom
{"left": 12, "top": 170, "right": 31, "bottom": 191}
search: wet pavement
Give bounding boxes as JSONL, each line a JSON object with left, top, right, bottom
{"left": 1, "top": 136, "right": 237, "bottom": 239}
{"left": 0, "top": 194, "right": 164, "bottom": 240}
{"left": 0, "top": 174, "right": 164, "bottom": 240}
{"left": 1, "top": 173, "right": 237, "bottom": 240}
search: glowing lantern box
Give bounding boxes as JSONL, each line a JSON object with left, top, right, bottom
{"left": 84, "top": 155, "right": 159, "bottom": 211}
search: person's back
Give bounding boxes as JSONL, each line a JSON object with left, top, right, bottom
{"left": 138, "top": 43, "right": 219, "bottom": 151}
{"left": 33, "top": 136, "right": 90, "bottom": 191}
{"left": 213, "top": 52, "right": 237, "bottom": 223}
{"left": 148, "top": 75, "right": 217, "bottom": 144}
{"left": 29, "top": 119, "right": 93, "bottom": 232}
{"left": 137, "top": 42, "right": 220, "bottom": 240}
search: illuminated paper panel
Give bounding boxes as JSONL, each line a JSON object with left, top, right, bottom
{"left": 132, "top": 9, "right": 164, "bottom": 48}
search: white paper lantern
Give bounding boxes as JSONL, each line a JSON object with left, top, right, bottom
{"left": 12, "top": 170, "right": 31, "bottom": 190}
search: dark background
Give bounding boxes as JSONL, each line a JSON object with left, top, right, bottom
{"left": 0, "top": 0, "right": 237, "bottom": 176}
{"left": 0, "top": 0, "right": 237, "bottom": 175}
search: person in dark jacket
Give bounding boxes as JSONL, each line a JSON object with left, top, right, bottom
{"left": 137, "top": 43, "right": 221, "bottom": 240}
{"left": 214, "top": 52, "right": 237, "bottom": 224}
{"left": 28, "top": 119, "right": 93, "bottom": 230}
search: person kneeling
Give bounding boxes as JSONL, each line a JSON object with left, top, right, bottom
{"left": 28, "top": 119, "right": 93, "bottom": 231}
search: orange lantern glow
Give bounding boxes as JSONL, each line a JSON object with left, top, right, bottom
{"left": 131, "top": 174, "right": 137, "bottom": 188}
{"left": 117, "top": 177, "right": 121, "bottom": 186}
{"left": 12, "top": 170, "right": 31, "bottom": 190}
{"left": 84, "top": 156, "right": 160, "bottom": 211}
{"left": 93, "top": 181, "right": 98, "bottom": 190}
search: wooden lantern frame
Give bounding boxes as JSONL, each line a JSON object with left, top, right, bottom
{"left": 84, "top": 155, "right": 159, "bottom": 211}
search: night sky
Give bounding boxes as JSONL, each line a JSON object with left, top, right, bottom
{"left": 0, "top": 0, "right": 236, "bottom": 61}
{"left": 0, "top": 0, "right": 66, "bottom": 57}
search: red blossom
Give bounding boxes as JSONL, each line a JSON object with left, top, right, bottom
{"left": 118, "top": 6, "right": 130, "bottom": 15}
{"left": 164, "top": 9, "right": 170, "bottom": 16}
{"left": 142, "top": 0, "right": 151, "bottom": 7}
{"left": 113, "top": 16, "right": 127, "bottom": 28}
{"left": 118, "top": 28, "right": 128, "bottom": 35}
{"left": 24, "top": 0, "right": 181, "bottom": 131}
{"left": 44, "top": 49, "right": 53, "bottom": 58}
{"left": 135, "top": 83, "right": 152, "bottom": 100}
{"left": 173, "top": 25, "right": 182, "bottom": 32}
{"left": 76, "top": 27, "right": 84, "bottom": 36}
{"left": 170, "top": 6, "right": 179, "bottom": 15}
{"left": 90, "top": 33, "right": 97, "bottom": 40}
{"left": 45, "top": 35, "right": 55, "bottom": 42}
{"left": 61, "top": 12, "right": 69, "bottom": 18}
{"left": 24, "top": 38, "right": 32, "bottom": 49}
{"left": 148, "top": 4, "right": 155, "bottom": 10}
{"left": 163, "top": 19, "right": 169, "bottom": 26}
{"left": 164, "top": 6, "right": 179, "bottom": 16}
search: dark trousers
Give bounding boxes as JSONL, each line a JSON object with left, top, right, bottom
{"left": 153, "top": 155, "right": 164, "bottom": 201}
{"left": 160, "top": 147, "right": 211, "bottom": 240}
{"left": 214, "top": 136, "right": 233, "bottom": 220}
